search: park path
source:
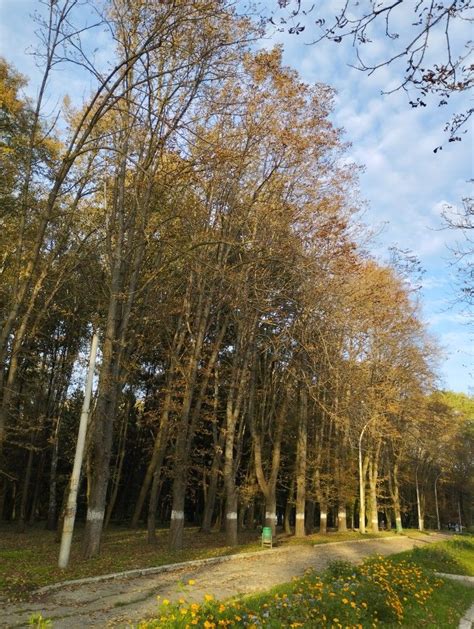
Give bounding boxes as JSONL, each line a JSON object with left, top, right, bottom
{"left": 1, "top": 532, "right": 452, "bottom": 628}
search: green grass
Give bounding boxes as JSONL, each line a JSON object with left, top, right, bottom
{"left": 277, "top": 528, "right": 397, "bottom": 549}
{"left": 138, "top": 536, "right": 474, "bottom": 628}
{"left": 391, "top": 536, "right": 474, "bottom": 576}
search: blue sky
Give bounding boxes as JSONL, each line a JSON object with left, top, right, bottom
{"left": 1, "top": 0, "right": 472, "bottom": 393}
{"left": 264, "top": 3, "right": 473, "bottom": 394}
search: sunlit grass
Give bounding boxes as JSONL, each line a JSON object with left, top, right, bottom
{"left": 139, "top": 539, "right": 474, "bottom": 628}
{"left": 391, "top": 535, "right": 474, "bottom": 576}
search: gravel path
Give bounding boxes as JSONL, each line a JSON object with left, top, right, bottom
{"left": 1, "top": 533, "right": 452, "bottom": 628}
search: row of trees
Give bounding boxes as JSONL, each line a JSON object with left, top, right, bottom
{"left": 0, "top": 0, "right": 472, "bottom": 561}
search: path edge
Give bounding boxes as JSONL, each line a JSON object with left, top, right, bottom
{"left": 35, "top": 535, "right": 401, "bottom": 595}
{"left": 435, "top": 572, "right": 474, "bottom": 629}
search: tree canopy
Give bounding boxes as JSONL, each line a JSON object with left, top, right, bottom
{"left": 0, "top": 1, "right": 471, "bottom": 562}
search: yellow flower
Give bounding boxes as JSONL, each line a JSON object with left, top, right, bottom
{"left": 162, "top": 599, "right": 170, "bottom": 606}
{"left": 188, "top": 579, "right": 196, "bottom": 585}
{"left": 219, "top": 604, "right": 226, "bottom": 612}
{"left": 203, "top": 622, "right": 215, "bottom": 629}
{"left": 342, "top": 598, "right": 349, "bottom": 604}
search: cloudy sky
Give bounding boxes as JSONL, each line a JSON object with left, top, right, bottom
{"left": 265, "top": 2, "right": 473, "bottom": 393}
{"left": 1, "top": 0, "right": 472, "bottom": 393}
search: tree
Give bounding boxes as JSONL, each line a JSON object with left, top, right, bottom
{"left": 443, "top": 197, "right": 474, "bottom": 319}
{"left": 273, "top": 1, "right": 473, "bottom": 141}
{"left": 1, "top": 0, "right": 465, "bottom": 561}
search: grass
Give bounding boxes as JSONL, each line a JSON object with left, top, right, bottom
{"left": 0, "top": 524, "right": 394, "bottom": 600}
{"left": 392, "top": 536, "right": 474, "bottom": 576}
{"left": 138, "top": 536, "right": 474, "bottom": 628}
{"left": 0, "top": 524, "right": 258, "bottom": 600}
{"left": 281, "top": 529, "right": 397, "bottom": 547}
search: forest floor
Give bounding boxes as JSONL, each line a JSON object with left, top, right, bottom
{"left": 0, "top": 531, "right": 454, "bottom": 628}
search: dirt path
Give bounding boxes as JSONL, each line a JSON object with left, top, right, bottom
{"left": 1, "top": 533, "right": 451, "bottom": 628}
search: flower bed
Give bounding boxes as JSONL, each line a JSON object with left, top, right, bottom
{"left": 139, "top": 555, "right": 447, "bottom": 628}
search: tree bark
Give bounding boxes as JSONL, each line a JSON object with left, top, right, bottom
{"left": 17, "top": 448, "right": 34, "bottom": 533}
{"left": 252, "top": 395, "right": 287, "bottom": 536}
{"left": 337, "top": 505, "right": 347, "bottom": 532}
{"left": 305, "top": 500, "right": 315, "bottom": 534}
{"left": 295, "top": 388, "right": 307, "bottom": 537}
{"left": 368, "top": 456, "right": 379, "bottom": 533}
{"left": 284, "top": 476, "right": 295, "bottom": 535}
{"left": 389, "top": 460, "right": 403, "bottom": 533}
{"left": 105, "top": 399, "right": 130, "bottom": 529}
{"left": 201, "top": 429, "right": 224, "bottom": 533}
{"left": 415, "top": 467, "right": 424, "bottom": 531}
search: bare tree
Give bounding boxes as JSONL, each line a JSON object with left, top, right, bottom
{"left": 273, "top": 1, "right": 473, "bottom": 141}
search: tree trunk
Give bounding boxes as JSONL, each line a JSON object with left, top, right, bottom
{"left": 17, "top": 448, "right": 34, "bottom": 533}
{"left": 389, "top": 461, "right": 403, "bottom": 533}
{"left": 168, "top": 288, "right": 222, "bottom": 549}
{"left": 145, "top": 432, "right": 169, "bottom": 541}
{"left": 319, "top": 501, "right": 328, "bottom": 534}
{"left": 131, "top": 396, "right": 172, "bottom": 528}
{"left": 46, "top": 415, "right": 62, "bottom": 530}
{"left": 169, "top": 463, "right": 186, "bottom": 550}
{"left": 224, "top": 404, "right": 239, "bottom": 546}
{"left": 305, "top": 500, "right": 315, "bottom": 534}
{"left": 284, "top": 476, "right": 295, "bottom": 535}
{"left": 368, "top": 457, "right": 379, "bottom": 533}
{"left": 434, "top": 474, "right": 441, "bottom": 531}
{"left": 169, "top": 421, "right": 188, "bottom": 550}
{"left": 252, "top": 393, "right": 287, "bottom": 537}
{"left": 295, "top": 388, "right": 307, "bottom": 537}
{"left": 415, "top": 467, "right": 424, "bottom": 531}
{"left": 337, "top": 505, "right": 347, "bottom": 532}
{"left": 246, "top": 501, "right": 255, "bottom": 529}
{"left": 349, "top": 502, "right": 355, "bottom": 530}
{"left": 29, "top": 451, "right": 45, "bottom": 524}
{"left": 104, "top": 403, "right": 129, "bottom": 529}
{"left": 265, "top": 490, "right": 277, "bottom": 532}
{"left": 201, "top": 430, "right": 224, "bottom": 533}
{"left": 147, "top": 468, "right": 163, "bottom": 543}
{"left": 222, "top": 318, "right": 254, "bottom": 546}
{"left": 82, "top": 169, "right": 125, "bottom": 558}
{"left": 0, "top": 478, "right": 6, "bottom": 520}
